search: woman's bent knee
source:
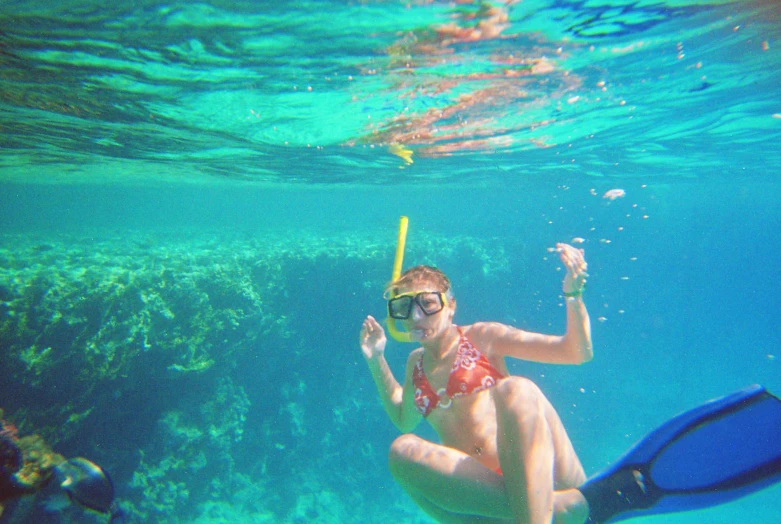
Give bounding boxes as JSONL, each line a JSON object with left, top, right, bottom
{"left": 388, "top": 434, "right": 423, "bottom": 477}
{"left": 494, "top": 376, "right": 544, "bottom": 409}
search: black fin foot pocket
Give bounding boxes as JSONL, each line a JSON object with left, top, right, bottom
{"left": 579, "top": 467, "right": 659, "bottom": 524}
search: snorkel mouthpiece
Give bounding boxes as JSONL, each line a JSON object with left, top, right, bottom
{"left": 408, "top": 329, "right": 425, "bottom": 341}
{"left": 387, "top": 216, "right": 414, "bottom": 343}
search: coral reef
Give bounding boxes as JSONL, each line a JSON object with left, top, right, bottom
{"left": 0, "top": 413, "right": 24, "bottom": 510}
{"left": 0, "top": 411, "right": 64, "bottom": 518}
{"left": 0, "top": 231, "right": 293, "bottom": 444}
{"left": 123, "top": 378, "right": 253, "bottom": 522}
{"left": 12, "top": 434, "right": 65, "bottom": 493}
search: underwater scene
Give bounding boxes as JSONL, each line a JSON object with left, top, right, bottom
{"left": 1, "top": 0, "right": 780, "bottom": 523}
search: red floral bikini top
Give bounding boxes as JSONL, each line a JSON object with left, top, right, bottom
{"left": 413, "top": 326, "right": 505, "bottom": 417}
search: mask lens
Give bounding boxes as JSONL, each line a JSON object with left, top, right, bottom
{"left": 388, "top": 295, "right": 413, "bottom": 319}
{"left": 417, "top": 292, "right": 444, "bottom": 315}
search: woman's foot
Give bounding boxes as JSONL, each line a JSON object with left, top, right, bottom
{"left": 553, "top": 488, "right": 589, "bottom": 524}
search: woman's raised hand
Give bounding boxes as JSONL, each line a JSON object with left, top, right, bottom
{"left": 557, "top": 243, "right": 588, "bottom": 295}
{"left": 360, "top": 315, "right": 387, "bottom": 360}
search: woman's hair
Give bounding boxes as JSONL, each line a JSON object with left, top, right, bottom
{"left": 386, "top": 265, "right": 452, "bottom": 296}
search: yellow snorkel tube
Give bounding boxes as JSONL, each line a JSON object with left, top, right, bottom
{"left": 387, "top": 216, "right": 414, "bottom": 343}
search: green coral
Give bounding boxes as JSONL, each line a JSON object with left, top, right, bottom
{"left": 125, "top": 378, "right": 252, "bottom": 522}
{"left": 129, "top": 454, "right": 191, "bottom": 518}
{"left": 18, "top": 345, "right": 53, "bottom": 374}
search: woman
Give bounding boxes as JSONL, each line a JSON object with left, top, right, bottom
{"left": 359, "top": 243, "right": 593, "bottom": 524}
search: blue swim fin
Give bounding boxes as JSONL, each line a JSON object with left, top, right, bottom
{"left": 579, "top": 384, "right": 781, "bottom": 523}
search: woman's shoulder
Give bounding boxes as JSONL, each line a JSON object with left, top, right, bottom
{"left": 406, "top": 346, "right": 424, "bottom": 363}
{"left": 402, "top": 347, "right": 425, "bottom": 378}
{"left": 462, "top": 321, "right": 517, "bottom": 339}
{"left": 462, "top": 322, "right": 529, "bottom": 355}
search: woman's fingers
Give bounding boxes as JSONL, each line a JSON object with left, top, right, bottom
{"left": 558, "top": 244, "right": 587, "bottom": 275}
{"left": 560, "top": 249, "right": 577, "bottom": 273}
{"left": 361, "top": 317, "right": 375, "bottom": 343}
{"left": 361, "top": 315, "right": 385, "bottom": 343}
{"left": 557, "top": 245, "right": 589, "bottom": 291}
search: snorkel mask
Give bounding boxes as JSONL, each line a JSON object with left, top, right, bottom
{"left": 387, "top": 291, "right": 448, "bottom": 320}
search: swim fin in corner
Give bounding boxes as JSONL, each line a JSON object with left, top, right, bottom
{"left": 578, "top": 384, "right": 781, "bottom": 524}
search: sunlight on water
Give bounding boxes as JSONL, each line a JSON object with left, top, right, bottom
{"left": 1, "top": 0, "right": 779, "bottom": 183}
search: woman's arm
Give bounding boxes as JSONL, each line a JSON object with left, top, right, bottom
{"left": 360, "top": 315, "right": 422, "bottom": 432}
{"left": 557, "top": 242, "right": 592, "bottom": 361}
{"left": 476, "top": 243, "right": 593, "bottom": 365}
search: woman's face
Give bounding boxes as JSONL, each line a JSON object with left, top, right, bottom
{"left": 396, "top": 280, "right": 455, "bottom": 342}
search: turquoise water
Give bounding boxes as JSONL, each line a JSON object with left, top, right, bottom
{"left": 1, "top": 1, "right": 780, "bottom": 522}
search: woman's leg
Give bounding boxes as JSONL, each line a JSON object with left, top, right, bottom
{"left": 389, "top": 378, "right": 588, "bottom": 524}
{"left": 388, "top": 433, "right": 513, "bottom": 524}
{"left": 493, "top": 377, "right": 588, "bottom": 524}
